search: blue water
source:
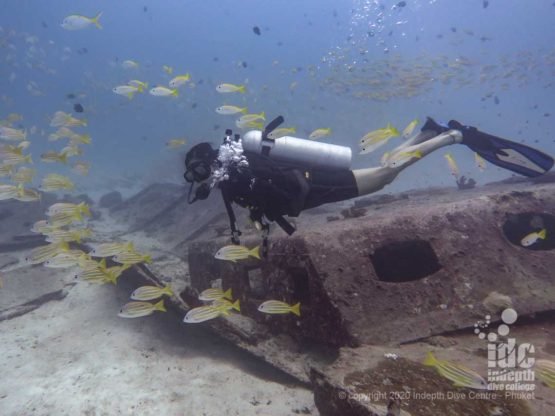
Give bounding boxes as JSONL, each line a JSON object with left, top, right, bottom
{"left": 1, "top": 0, "right": 554, "bottom": 194}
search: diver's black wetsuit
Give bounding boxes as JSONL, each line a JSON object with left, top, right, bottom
{"left": 186, "top": 118, "right": 554, "bottom": 245}
{"left": 218, "top": 153, "right": 359, "bottom": 235}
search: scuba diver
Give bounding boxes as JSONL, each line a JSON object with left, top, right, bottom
{"left": 184, "top": 116, "right": 554, "bottom": 255}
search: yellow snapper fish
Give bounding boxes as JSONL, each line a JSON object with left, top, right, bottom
{"left": 0, "top": 164, "right": 14, "bottom": 177}
{"left": 237, "top": 112, "right": 266, "bottom": 124}
{"left": 444, "top": 153, "right": 460, "bottom": 178}
{"left": 149, "top": 86, "right": 178, "bottom": 97}
{"left": 48, "top": 126, "right": 76, "bottom": 141}
{"left": 112, "top": 250, "right": 152, "bottom": 265}
{"left": 45, "top": 228, "right": 92, "bottom": 244}
{"left": 0, "top": 152, "right": 32, "bottom": 166}
{"left": 61, "top": 12, "right": 102, "bottom": 30}
{"left": 215, "top": 105, "right": 248, "bottom": 115}
{"left": 198, "top": 287, "right": 233, "bottom": 302}
{"left": 535, "top": 359, "right": 555, "bottom": 388}
{"left": 402, "top": 119, "right": 419, "bottom": 139}
{"left": 41, "top": 173, "right": 74, "bottom": 192}
{"left": 169, "top": 74, "right": 191, "bottom": 88}
{"left": 31, "top": 219, "right": 57, "bottom": 234}
{"left": 17, "top": 141, "right": 31, "bottom": 150}
{"left": 47, "top": 201, "right": 91, "bottom": 217}
{"left": 359, "top": 123, "right": 401, "bottom": 154}
{"left": 7, "top": 113, "right": 23, "bottom": 123}
{"left": 258, "top": 300, "right": 301, "bottom": 316}
{"left": 127, "top": 80, "right": 148, "bottom": 92}
{"left": 166, "top": 139, "right": 187, "bottom": 149}
{"left": 0, "top": 125, "right": 26, "bottom": 141}
{"left": 309, "top": 128, "right": 332, "bottom": 140}
{"left": 61, "top": 144, "right": 82, "bottom": 157}
{"left": 214, "top": 245, "right": 260, "bottom": 262}
{"left": 113, "top": 85, "right": 140, "bottom": 99}
{"left": 122, "top": 60, "right": 139, "bottom": 69}
{"left": 47, "top": 210, "right": 85, "bottom": 227}
{"left": 11, "top": 167, "right": 35, "bottom": 184}
{"left": 520, "top": 229, "right": 546, "bottom": 247}
{"left": 25, "top": 242, "right": 69, "bottom": 265}
{"left": 50, "top": 111, "right": 87, "bottom": 128}
{"left": 216, "top": 83, "right": 246, "bottom": 94}
{"left": 131, "top": 285, "right": 174, "bottom": 301}
{"left": 183, "top": 305, "right": 224, "bottom": 323}
{"left": 44, "top": 250, "right": 87, "bottom": 268}
{"left": 89, "top": 241, "right": 134, "bottom": 257}
{"left": 183, "top": 300, "right": 240, "bottom": 324}
{"left": 40, "top": 151, "right": 68, "bottom": 164}
{"left": 0, "top": 184, "right": 20, "bottom": 201}
{"left": 266, "top": 127, "right": 297, "bottom": 140}
{"left": 76, "top": 264, "right": 112, "bottom": 284}
{"left": 163, "top": 65, "right": 173, "bottom": 75}
{"left": 72, "top": 161, "right": 90, "bottom": 175}
{"left": 385, "top": 150, "right": 423, "bottom": 168}
{"left": 423, "top": 351, "right": 488, "bottom": 390}
{"left": 79, "top": 257, "right": 107, "bottom": 271}
{"left": 474, "top": 152, "right": 487, "bottom": 171}
{"left": 1, "top": 144, "right": 23, "bottom": 158}
{"left": 73, "top": 257, "right": 103, "bottom": 279}
{"left": 103, "top": 264, "right": 132, "bottom": 284}
{"left": 211, "top": 298, "right": 241, "bottom": 313}
{"left": 68, "top": 132, "right": 91, "bottom": 145}
{"left": 235, "top": 119, "right": 264, "bottom": 130}
{"left": 13, "top": 186, "right": 41, "bottom": 202}
{"left": 118, "top": 300, "right": 166, "bottom": 318}
{"left": 73, "top": 253, "right": 96, "bottom": 270}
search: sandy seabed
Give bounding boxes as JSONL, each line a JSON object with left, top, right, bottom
{"left": 0, "top": 278, "right": 317, "bottom": 416}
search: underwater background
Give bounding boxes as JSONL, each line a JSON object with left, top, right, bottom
{"left": 1, "top": 0, "right": 554, "bottom": 195}
{"left": 2, "top": 2, "right": 555, "bottom": 416}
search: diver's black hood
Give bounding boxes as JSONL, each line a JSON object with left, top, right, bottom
{"left": 185, "top": 142, "right": 218, "bottom": 171}
{"left": 184, "top": 142, "right": 218, "bottom": 183}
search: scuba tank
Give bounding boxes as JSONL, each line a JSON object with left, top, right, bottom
{"left": 242, "top": 129, "right": 352, "bottom": 170}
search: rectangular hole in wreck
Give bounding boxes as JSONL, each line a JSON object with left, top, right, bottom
{"left": 288, "top": 267, "right": 311, "bottom": 304}
{"left": 247, "top": 268, "right": 266, "bottom": 297}
{"left": 370, "top": 239, "right": 442, "bottom": 283}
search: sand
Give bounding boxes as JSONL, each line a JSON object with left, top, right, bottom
{"left": 0, "top": 280, "right": 317, "bottom": 416}
{"left": 0, "top": 194, "right": 318, "bottom": 416}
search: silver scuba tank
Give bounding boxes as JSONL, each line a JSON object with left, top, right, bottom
{"left": 242, "top": 130, "right": 352, "bottom": 170}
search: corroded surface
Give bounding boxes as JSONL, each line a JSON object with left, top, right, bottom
{"left": 106, "top": 179, "right": 555, "bottom": 415}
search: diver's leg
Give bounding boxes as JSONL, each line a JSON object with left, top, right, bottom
{"left": 353, "top": 130, "right": 463, "bottom": 196}
{"left": 393, "top": 129, "right": 438, "bottom": 150}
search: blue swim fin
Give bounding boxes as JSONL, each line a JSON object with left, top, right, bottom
{"left": 448, "top": 120, "right": 554, "bottom": 178}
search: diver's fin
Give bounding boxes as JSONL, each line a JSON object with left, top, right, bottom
{"left": 262, "top": 115, "right": 284, "bottom": 141}
{"left": 448, "top": 120, "right": 554, "bottom": 177}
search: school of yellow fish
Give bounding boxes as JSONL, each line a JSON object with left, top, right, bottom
{"left": 1, "top": 13, "right": 554, "bottom": 386}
